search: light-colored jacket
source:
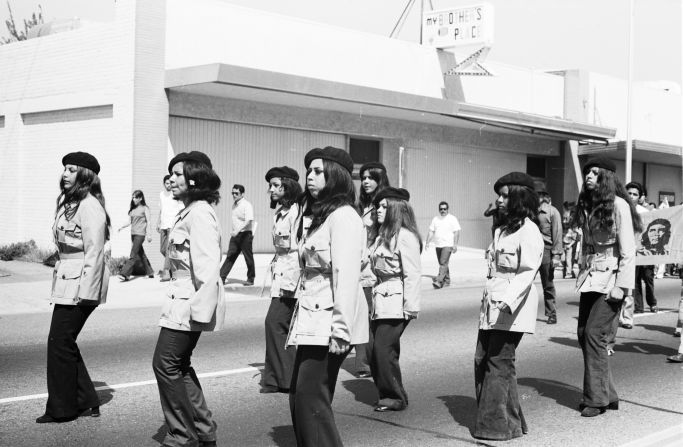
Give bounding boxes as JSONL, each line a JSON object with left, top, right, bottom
{"left": 359, "top": 205, "right": 378, "bottom": 288}
{"left": 577, "top": 196, "right": 636, "bottom": 294}
{"left": 369, "top": 229, "right": 421, "bottom": 320}
{"left": 479, "top": 218, "right": 543, "bottom": 333}
{"left": 270, "top": 203, "right": 300, "bottom": 298}
{"left": 160, "top": 200, "right": 227, "bottom": 332}
{"left": 50, "top": 193, "right": 109, "bottom": 305}
{"left": 287, "top": 205, "right": 369, "bottom": 346}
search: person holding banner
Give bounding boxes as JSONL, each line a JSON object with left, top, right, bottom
{"left": 573, "top": 157, "right": 642, "bottom": 418}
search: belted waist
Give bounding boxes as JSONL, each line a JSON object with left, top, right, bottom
{"left": 57, "top": 242, "right": 83, "bottom": 256}
{"left": 59, "top": 252, "right": 84, "bottom": 260}
{"left": 584, "top": 244, "right": 619, "bottom": 257}
{"left": 376, "top": 274, "right": 401, "bottom": 283}
{"left": 487, "top": 270, "right": 516, "bottom": 280}
{"left": 302, "top": 271, "right": 331, "bottom": 282}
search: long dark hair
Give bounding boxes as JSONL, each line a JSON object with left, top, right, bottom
{"left": 498, "top": 185, "right": 539, "bottom": 234}
{"left": 128, "top": 190, "right": 147, "bottom": 213}
{"left": 299, "top": 159, "right": 356, "bottom": 237}
{"left": 573, "top": 168, "right": 642, "bottom": 233}
{"left": 377, "top": 198, "right": 423, "bottom": 251}
{"left": 184, "top": 160, "right": 221, "bottom": 205}
{"left": 270, "top": 177, "right": 302, "bottom": 210}
{"left": 357, "top": 166, "right": 390, "bottom": 212}
{"left": 56, "top": 166, "right": 111, "bottom": 240}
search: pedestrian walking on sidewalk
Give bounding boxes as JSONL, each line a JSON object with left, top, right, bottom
{"left": 156, "top": 174, "right": 184, "bottom": 282}
{"left": 37, "top": 151, "right": 111, "bottom": 423}
{"left": 426, "top": 201, "right": 461, "bottom": 288}
{"left": 573, "top": 157, "right": 641, "bottom": 418}
{"left": 152, "top": 151, "right": 227, "bottom": 447}
{"left": 355, "top": 161, "right": 390, "bottom": 378}
{"left": 287, "top": 146, "right": 368, "bottom": 447}
{"left": 474, "top": 172, "right": 543, "bottom": 441}
{"left": 261, "top": 166, "right": 302, "bottom": 394}
{"left": 534, "top": 181, "right": 563, "bottom": 324}
{"left": 368, "top": 187, "right": 421, "bottom": 412}
{"left": 117, "top": 190, "right": 154, "bottom": 281}
{"left": 219, "top": 184, "right": 256, "bottom": 285}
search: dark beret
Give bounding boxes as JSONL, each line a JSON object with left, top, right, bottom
{"left": 374, "top": 187, "right": 410, "bottom": 206}
{"left": 168, "top": 151, "right": 212, "bottom": 173}
{"left": 359, "top": 161, "right": 387, "bottom": 175}
{"left": 533, "top": 180, "right": 548, "bottom": 194}
{"left": 582, "top": 156, "right": 616, "bottom": 176}
{"left": 494, "top": 172, "right": 536, "bottom": 193}
{"left": 265, "top": 166, "right": 299, "bottom": 182}
{"left": 62, "top": 151, "right": 100, "bottom": 175}
{"left": 304, "top": 146, "right": 354, "bottom": 175}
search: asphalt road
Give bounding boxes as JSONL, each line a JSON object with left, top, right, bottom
{"left": 1, "top": 279, "right": 682, "bottom": 447}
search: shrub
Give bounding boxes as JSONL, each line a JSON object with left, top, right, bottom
{"left": 0, "top": 240, "right": 38, "bottom": 261}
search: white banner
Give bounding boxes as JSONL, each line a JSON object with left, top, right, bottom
{"left": 635, "top": 205, "right": 683, "bottom": 265}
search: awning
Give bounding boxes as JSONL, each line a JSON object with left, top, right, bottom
{"left": 165, "top": 63, "right": 616, "bottom": 142}
{"left": 580, "top": 140, "right": 683, "bottom": 166}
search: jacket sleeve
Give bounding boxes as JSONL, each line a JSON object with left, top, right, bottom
{"left": 329, "top": 207, "right": 363, "bottom": 342}
{"left": 550, "top": 207, "right": 563, "bottom": 256}
{"left": 499, "top": 223, "right": 544, "bottom": 312}
{"left": 398, "top": 230, "right": 421, "bottom": 315}
{"left": 78, "top": 197, "right": 107, "bottom": 301}
{"left": 188, "top": 207, "right": 222, "bottom": 323}
{"left": 614, "top": 198, "right": 636, "bottom": 290}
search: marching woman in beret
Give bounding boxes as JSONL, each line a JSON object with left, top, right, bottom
{"left": 261, "top": 166, "right": 302, "bottom": 393}
{"left": 152, "top": 151, "right": 227, "bottom": 447}
{"left": 354, "top": 162, "right": 390, "bottom": 378}
{"left": 474, "top": 172, "right": 543, "bottom": 440}
{"left": 287, "top": 146, "right": 368, "bottom": 447}
{"left": 573, "top": 157, "right": 640, "bottom": 417}
{"left": 368, "top": 187, "right": 421, "bottom": 412}
{"left": 37, "top": 151, "right": 111, "bottom": 423}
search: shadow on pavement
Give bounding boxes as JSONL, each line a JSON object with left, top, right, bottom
{"left": 638, "top": 323, "right": 679, "bottom": 336}
{"left": 341, "top": 378, "right": 377, "bottom": 407}
{"left": 517, "top": 377, "right": 582, "bottom": 410}
{"left": 152, "top": 424, "right": 166, "bottom": 444}
{"left": 437, "top": 394, "right": 477, "bottom": 433}
{"left": 93, "top": 381, "right": 115, "bottom": 406}
{"left": 268, "top": 425, "right": 296, "bottom": 447}
{"left": 548, "top": 336, "right": 677, "bottom": 355}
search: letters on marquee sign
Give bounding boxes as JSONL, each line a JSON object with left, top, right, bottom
{"left": 421, "top": 3, "right": 494, "bottom": 49}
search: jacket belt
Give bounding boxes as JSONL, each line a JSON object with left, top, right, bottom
{"left": 487, "top": 270, "right": 516, "bottom": 280}
{"left": 376, "top": 275, "right": 401, "bottom": 283}
{"left": 59, "top": 252, "right": 84, "bottom": 260}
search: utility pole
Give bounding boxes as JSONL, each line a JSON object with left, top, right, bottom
{"left": 625, "top": 0, "right": 634, "bottom": 182}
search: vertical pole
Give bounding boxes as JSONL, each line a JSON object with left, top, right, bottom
{"left": 625, "top": 0, "right": 634, "bottom": 182}
{"left": 569, "top": 140, "right": 583, "bottom": 191}
{"left": 419, "top": 0, "right": 424, "bottom": 44}
{"left": 399, "top": 146, "right": 405, "bottom": 188}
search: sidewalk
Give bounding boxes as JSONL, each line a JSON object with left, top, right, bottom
{"left": 0, "top": 246, "right": 488, "bottom": 316}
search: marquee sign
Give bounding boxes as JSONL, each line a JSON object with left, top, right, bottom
{"left": 422, "top": 3, "right": 494, "bottom": 49}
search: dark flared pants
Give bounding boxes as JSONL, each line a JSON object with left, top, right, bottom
{"left": 45, "top": 304, "right": 99, "bottom": 419}
{"left": 289, "top": 345, "right": 348, "bottom": 447}
{"left": 473, "top": 329, "right": 526, "bottom": 441}
{"left": 219, "top": 231, "right": 255, "bottom": 282}
{"left": 634, "top": 265, "right": 656, "bottom": 311}
{"left": 435, "top": 247, "right": 452, "bottom": 284}
{"left": 538, "top": 260, "right": 557, "bottom": 318}
{"left": 354, "top": 287, "right": 374, "bottom": 375}
{"left": 370, "top": 319, "right": 409, "bottom": 409}
{"left": 152, "top": 328, "right": 217, "bottom": 447}
{"left": 160, "top": 228, "right": 171, "bottom": 272}
{"left": 577, "top": 292, "right": 621, "bottom": 408}
{"left": 262, "top": 297, "right": 297, "bottom": 391}
{"left": 120, "top": 234, "right": 154, "bottom": 277}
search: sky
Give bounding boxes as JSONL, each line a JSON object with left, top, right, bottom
{"left": 1, "top": 0, "right": 681, "bottom": 83}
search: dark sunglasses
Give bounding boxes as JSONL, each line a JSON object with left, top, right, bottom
{"left": 439, "top": 207, "right": 448, "bottom": 211}
{"left": 231, "top": 192, "right": 240, "bottom": 195}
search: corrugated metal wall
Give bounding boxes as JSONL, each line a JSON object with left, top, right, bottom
{"left": 403, "top": 140, "right": 526, "bottom": 249}
{"left": 168, "top": 116, "right": 345, "bottom": 252}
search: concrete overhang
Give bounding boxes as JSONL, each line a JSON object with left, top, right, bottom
{"left": 580, "top": 140, "right": 683, "bottom": 166}
{"left": 165, "top": 63, "right": 616, "bottom": 142}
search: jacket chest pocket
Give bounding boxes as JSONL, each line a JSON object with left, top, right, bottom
{"left": 168, "top": 229, "right": 190, "bottom": 263}
{"left": 52, "top": 259, "right": 84, "bottom": 300}
{"left": 302, "top": 242, "right": 330, "bottom": 270}
{"left": 57, "top": 221, "right": 83, "bottom": 250}
{"left": 495, "top": 245, "right": 519, "bottom": 271}
{"left": 296, "top": 290, "right": 334, "bottom": 335}
{"left": 372, "top": 280, "right": 404, "bottom": 319}
{"left": 273, "top": 231, "right": 291, "bottom": 249}
{"left": 371, "top": 245, "right": 395, "bottom": 274}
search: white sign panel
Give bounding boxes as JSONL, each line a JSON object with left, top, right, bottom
{"left": 422, "top": 3, "right": 494, "bottom": 49}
